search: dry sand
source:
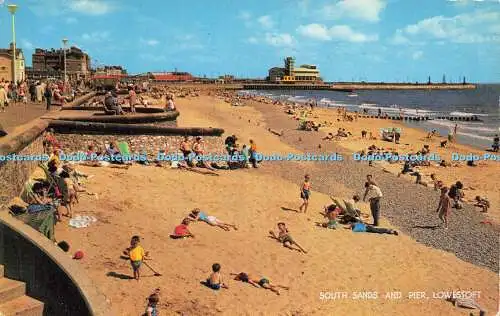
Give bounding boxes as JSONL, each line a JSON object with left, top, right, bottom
{"left": 51, "top": 93, "right": 498, "bottom": 315}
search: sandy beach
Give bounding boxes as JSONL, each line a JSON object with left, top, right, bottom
{"left": 44, "top": 88, "right": 498, "bottom": 315}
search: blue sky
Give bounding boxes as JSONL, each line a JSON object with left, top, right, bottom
{"left": 0, "top": 0, "right": 499, "bottom": 82}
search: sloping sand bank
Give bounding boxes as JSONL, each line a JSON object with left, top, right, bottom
{"left": 53, "top": 95, "right": 497, "bottom": 315}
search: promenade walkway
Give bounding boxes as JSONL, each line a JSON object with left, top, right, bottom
{"left": 0, "top": 102, "right": 49, "bottom": 133}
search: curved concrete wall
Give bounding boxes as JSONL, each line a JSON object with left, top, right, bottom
{"left": 0, "top": 108, "right": 110, "bottom": 315}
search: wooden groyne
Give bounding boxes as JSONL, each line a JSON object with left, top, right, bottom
{"left": 48, "top": 120, "right": 224, "bottom": 136}
{"left": 330, "top": 83, "right": 477, "bottom": 90}
{"left": 359, "top": 115, "right": 482, "bottom": 122}
{"left": 47, "top": 111, "right": 179, "bottom": 124}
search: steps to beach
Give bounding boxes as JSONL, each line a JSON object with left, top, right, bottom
{"left": 0, "top": 265, "right": 44, "bottom": 316}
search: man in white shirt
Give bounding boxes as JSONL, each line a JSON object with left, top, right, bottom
{"left": 364, "top": 182, "right": 383, "bottom": 226}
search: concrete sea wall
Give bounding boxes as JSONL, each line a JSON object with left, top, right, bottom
{"left": 0, "top": 118, "right": 110, "bottom": 315}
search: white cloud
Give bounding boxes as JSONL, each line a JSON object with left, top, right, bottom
{"left": 238, "top": 11, "right": 251, "bottom": 20}
{"left": 246, "top": 37, "right": 259, "bottom": 44}
{"left": 322, "top": 0, "right": 387, "bottom": 22}
{"left": 297, "top": 24, "right": 331, "bottom": 41}
{"left": 65, "top": 17, "right": 78, "bottom": 24}
{"left": 81, "top": 31, "right": 110, "bottom": 42}
{"left": 26, "top": 0, "right": 115, "bottom": 16}
{"left": 257, "top": 15, "right": 274, "bottom": 29}
{"left": 20, "top": 39, "right": 35, "bottom": 50}
{"left": 389, "top": 30, "right": 410, "bottom": 45}
{"left": 140, "top": 38, "right": 160, "bottom": 46}
{"left": 69, "top": 0, "right": 114, "bottom": 15}
{"left": 412, "top": 51, "right": 423, "bottom": 60}
{"left": 264, "top": 33, "right": 295, "bottom": 47}
{"left": 395, "top": 10, "right": 500, "bottom": 44}
{"left": 297, "top": 24, "right": 378, "bottom": 42}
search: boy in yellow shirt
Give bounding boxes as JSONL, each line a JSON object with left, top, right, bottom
{"left": 126, "top": 236, "right": 149, "bottom": 280}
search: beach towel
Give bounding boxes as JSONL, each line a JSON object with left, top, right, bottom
{"left": 69, "top": 215, "right": 97, "bottom": 228}
{"left": 15, "top": 206, "right": 57, "bottom": 240}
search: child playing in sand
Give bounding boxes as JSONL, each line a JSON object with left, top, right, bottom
{"left": 430, "top": 174, "right": 443, "bottom": 191}
{"left": 269, "top": 222, "right": 307, "bottom": 253}
{"left": 316, "top": 207, "right": 338, "bottom": 229}
{"left": 126, "top": 235, "right": 149, "bottom": 280}
{"left": 189, "top": 208, "right": 238, "bottom": 231}
{"left": 145, "top": 292, "right": 159, "bottom": 316}
{"left": 173, "top": 218, "right": 195, "bottom": 238}
{"left": 206, "top": 263, "right": 229, "bottom": 290}
{"left": 436, "top": 187, "right": 452, "bottom": 229}
{"left": 474, "top": 196, "right": 490, "bottom": 213}
{"left": 232, "top": 272, "right": 289, "bottom": 295}
{"left": 299, "top": 174, "right": 311, "bottom": 213}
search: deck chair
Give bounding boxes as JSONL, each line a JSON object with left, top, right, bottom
{"left": 38, "top": 163, "right": 58, "bottom": 196}
{"left": 331, "top": 197, "right": 361, "bottom": 223}
{"left": 117, "top": 141, "right": 133, "bottom": 164}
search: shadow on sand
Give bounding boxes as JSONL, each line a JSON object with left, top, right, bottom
{"left": 106, "top": 272, "right": 134, "bottom": 280}
{"left": 413, "top": 225, "right": 440, "bottom": 230}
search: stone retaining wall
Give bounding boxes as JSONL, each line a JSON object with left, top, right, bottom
{"left": 55, "top": 134, "right": 225, "bottom": 158}
{"left": 0, "top": 128, "right": 46, "bottom": 208}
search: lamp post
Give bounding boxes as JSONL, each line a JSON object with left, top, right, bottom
{"left": 62, "top": 38, "right": 68, "bottom": 92}
{"left": 7, "top": 4, "right": 18, "bottom": 85}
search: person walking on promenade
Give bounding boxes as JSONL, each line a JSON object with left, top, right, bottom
{"left": 0, "top": 85, "right": 8, "bottom": 113}
{"left": 364, "top": 182, "right": 383, "bottom": 226}
{"left": 29, "top": 81, "right": 36, "bottom": 102}
{"left": 44, "top": 85, "right": 53, "bottom": 110}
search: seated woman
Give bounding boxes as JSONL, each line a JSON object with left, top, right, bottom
{"left": 189, "top": 208, "right": 237, "bottom": 231}
{"left": 106, "top": 142, "right": 124, "bottom": 164}
{"left": 316, "top": 207, "right": 338, "bottom": 229}
{"left": 192, "top": 137, "right": 215, "bottom": 170}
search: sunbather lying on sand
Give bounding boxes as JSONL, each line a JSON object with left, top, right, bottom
{"left": 322, "top": 133, "right": 334, "bottom": 140}
{"left": 231, "top": 272, "right": 289, "bottom": 295}
{"left": 269, "top": 222, "right": 307, "bottom": 253}
{"left": 347, "top": 220, "right": 398, "bottom": 235}
{"left": 189, "top": 208, "right": 238, "bottom": 231}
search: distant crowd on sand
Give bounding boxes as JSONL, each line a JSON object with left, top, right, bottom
{"left": 219, "top": 90, "right": 496, "bottom": 217}
{"left": 0, "top": 78, "right": 89, "bottom": 113}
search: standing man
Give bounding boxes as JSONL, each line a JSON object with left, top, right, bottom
{"left": 362, "top": 175, "right": 377, "bottom": 200}
{"left": 35, "top": 82, "right": 43, "bottom": 103}
{"left": 363, "top": 182, "right": 383, "bottom": 226}
{"left": 128, "top": 86, "right": 137, "bottom": 113}
{"left": 29, "top": 81, "right": 36, "bottom": 102}
{"left": 44, "top": 85, "right": 53, "bottom": 110}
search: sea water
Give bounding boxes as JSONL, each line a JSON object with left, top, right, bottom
{"left": 239, "top": 84, "right": 500, "bottom": 150}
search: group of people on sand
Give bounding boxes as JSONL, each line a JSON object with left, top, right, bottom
{"left": 15, "top": 130, "right": 95, "bottom": 222}
{"left": 224, "top": 134, "right": 259, "bottom": 169}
